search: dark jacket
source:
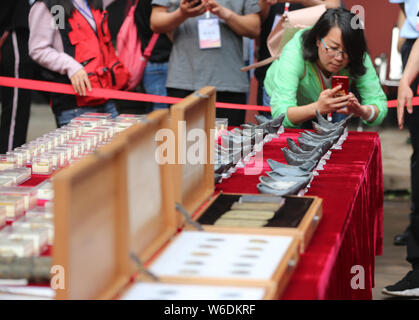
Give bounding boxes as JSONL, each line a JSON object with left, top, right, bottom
{"left": 0, "top": 0, "right": 30, "bottom": 35}
{"left": 134, "top": 0, "right": 172, "bottom": 63}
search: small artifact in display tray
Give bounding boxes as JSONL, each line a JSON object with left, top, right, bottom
{"left": 0, "top": 195, "right": 25, "bottom": 220}
{"left": 35, "top": 180, "right": 54, "bottom": 201}
{"left": 32, "top": 156, "right": 53, "bottom": 175}
{"left": 15, "top": 216, "right": 54, "bottom": 245}
{"left": 193, "top": 193, "right": 322, "bottom": 253}
{"left": 0, "top": 167, "right": 31, "bottom": 185}
{"left": 9, "top": 150, "right": 27, "bottom": 167}
{"left": 0, "top": 177, "right": 14, "bottom": 187}
{"left": 53, "top": 88, "right": 294, "bottom": 300}
{"left": 45, "top": 152, "right": 62, "bottom": 169}
{"left": 0, "top": 225, "right": 49, "bottom": 256}
{"left": 26, "top": 206, "right": 53, "bottom": 219}
{"left": 0, "top": 186, "right": 38, "bottom": 211}
{"left": 0, "top": 238, "right": 34, "bottom": 257}
{"left": 0, "top": 154, "right": 16, "bottom": 171}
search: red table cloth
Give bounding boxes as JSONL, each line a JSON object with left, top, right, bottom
{"left": 217, "top": 129, "right": 383, "bottom": 300}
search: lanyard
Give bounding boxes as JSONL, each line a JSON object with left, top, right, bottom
{"left": 284, "top": 2, "right": 290, "bottom": 14}
{"left": 315, "top": 63, "right": 327, "bottom": 91}
{"left": 72, "top": 0, "right": 94, "bottom": 21}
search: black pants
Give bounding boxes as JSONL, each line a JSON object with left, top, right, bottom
{"left": 401, "top": 39, "right": 419, "bottom": 269}
{"left": 167, "top": 88, "right": 247, "bottom": 126}
{"left": 0, "top": 29, "right": 34, "bottom": 153}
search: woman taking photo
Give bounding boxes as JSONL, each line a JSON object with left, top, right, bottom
{"left": 264, "top": 8, "right": 388, "bottom": 128}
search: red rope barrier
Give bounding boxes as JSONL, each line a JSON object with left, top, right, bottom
{"left": 0, "top": 76, "right": 418, "bottom": 111}
{"left": 0, "top": 76, "right": 271, "bottom": 112}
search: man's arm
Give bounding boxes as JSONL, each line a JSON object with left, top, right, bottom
{"left": 206, "top": 0, "right": 261, "bottom": 38}
{"left": 397, "top": 38, "right": 419, "bottom": 129}
{"left": 222, "top": 12, "right": 261, "bottom": 38}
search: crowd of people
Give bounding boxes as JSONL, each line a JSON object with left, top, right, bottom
{"left": 0, "top": 0, "right": 418, "bottom": 298}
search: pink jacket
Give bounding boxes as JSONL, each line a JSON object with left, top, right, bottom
{"left": 29, "top": 0, "right": 115, "bottom": 79}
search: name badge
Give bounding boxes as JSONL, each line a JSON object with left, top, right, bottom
{"left": 198, "top": 18, "right": 222, "bottom": 49}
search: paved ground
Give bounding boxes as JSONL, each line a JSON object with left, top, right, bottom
{"left": 373, "top": 199, "right": 417, "bottom": 300}
{"left": 24, "top": 103, "right": 417, "bottom": 300}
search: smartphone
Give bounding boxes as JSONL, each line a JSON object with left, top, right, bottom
{"left": 332, "top": 76, "right": 349, "bottom": 97}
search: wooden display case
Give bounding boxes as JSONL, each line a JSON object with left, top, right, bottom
{"left": 53, "top": 124, "right": 131, "bottom": 300}
{"left": 52, "top": 90, "right": 293, "bottom": 300}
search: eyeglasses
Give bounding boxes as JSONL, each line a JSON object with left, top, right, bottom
{"left": 321, "top": 38, "right": 348, "bottom": 59}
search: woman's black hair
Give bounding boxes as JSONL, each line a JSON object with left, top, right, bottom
{"left": 301, "top": 7, "right": 367, "bottom": 78}
{"left": 37, "top": 0, "right": 103, "bottom": 17}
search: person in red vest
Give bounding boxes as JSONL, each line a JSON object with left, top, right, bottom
{"left": 28, "top": 0, "right": 130, "bottom": 127}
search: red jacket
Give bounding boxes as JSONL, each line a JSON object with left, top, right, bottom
{"left": 67, "top": 7, "right": 130, "bottom": 106}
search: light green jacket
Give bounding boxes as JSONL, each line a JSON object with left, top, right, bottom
{"left": 264, "top": 29, "right": 388, "bottom": 128}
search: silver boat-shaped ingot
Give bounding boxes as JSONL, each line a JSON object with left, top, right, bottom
{"left": 302, "top": 125, "right": 344, "bottom": 140}
{"left": 281, "top": 147, "right": 324, "bottom": 166}
{"left": 255, "top": 113, "right": 285, "bottom": 125}
{"left": 239, "top": 194, "right": 284, "bottom": 203}
{"left": 315, "top": 110, "right": 353, "bottom": 129}
{"left": 312, "top": 121, "right": 340, "bottom": 135}
{"left": 257, "top": 178, "right": 310, "bottom": 196}
{"left": 267, "top": 159, "right": 316, "bottom": 175}
{"left": 315, "top": 110, "right": 335, "bottom": 129}
{"left": 269, "top": 113, "right": 285, "bottom": 128}
{"left": 298, "top": 136, "right": 337, "bottom": 152}
{"left": 286, "top": 138, "right": 312, "bottom": 155}
{"left": 282, "top": 145, "right": 324, "bottom": 163}
{"left": 255, "top": 114, "right": 271, "bottom": 125}
{"left": 265, "top": 170, "right": 313, "bottom": 182}
{"left": 300, "top": 132, "right": 340, "bottom": 144}
{"left": 240, "top": 122, "right": 258, "bottom": 130}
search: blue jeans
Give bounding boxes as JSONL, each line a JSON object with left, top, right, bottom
{"left": 263, "top": 87, "right": 271, "bottom": 107}
{"left": 331, "top": 112, "right": 346, "bottom": 123}
{"left": 263, "top": 86, "right": 347, "bottom": 123}
{"left": 56, "top": 100, "right": 118, "bottom": 127}
{"left": 143, "top": 62, "right": 169, "bottom": 111}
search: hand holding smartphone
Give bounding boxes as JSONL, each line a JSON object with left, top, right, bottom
{"left": 332, "top": 76, "right": 349, "bottom": 97}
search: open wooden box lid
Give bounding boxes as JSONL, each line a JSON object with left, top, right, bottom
{"left": 122, "top": 109, "right": 179, "bottom": 270}
{"left": 170, "top": 86, "right": 216, "bottom": 226}
{"left": 53, "top": 109, "right": 178, "bottom": 299}
{"left": 53, "top": 126, "right": 131, "bottom": 300}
